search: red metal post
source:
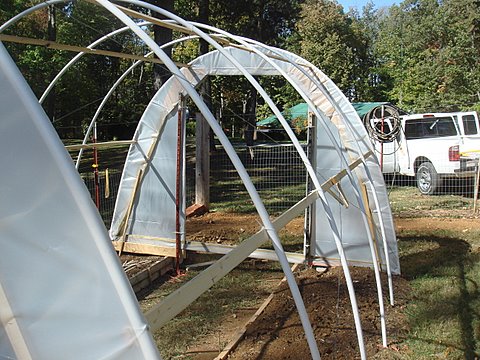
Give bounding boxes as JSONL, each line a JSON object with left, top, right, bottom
{"left": 93, "top": 121, "right": 100, "bottom": 209}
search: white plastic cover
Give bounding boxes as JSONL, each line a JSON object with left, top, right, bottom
{"left": 111, "top": 45, "right": 399, "bottom": 274}
{"left": 0, "top": 43, "right": 160, "bottom": 359}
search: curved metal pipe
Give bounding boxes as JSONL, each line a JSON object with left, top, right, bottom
{"left": 39, "top": 21, "right": 151, "bottom": 104}
{"left": 260, "top": 45, "right": 395, "bottom": 308}
{"left": 228, "top": 38, "right": 390, "bottom": 348}
{"left": 74, "top": 34, "right": 199, "bottom": 168}
{"left": 95, "top": 1, "right": 321, "bottom": 358}
{"left": 187, "top": 23, "right": 370, "bottom": 358}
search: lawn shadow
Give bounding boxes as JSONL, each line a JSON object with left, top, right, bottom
{"left": 399, "top": 235, "right": 479, "bottom": 359}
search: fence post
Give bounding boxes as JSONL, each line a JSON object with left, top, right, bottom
{"left": 195, "top": 112, "right": 210, "bottom": 209}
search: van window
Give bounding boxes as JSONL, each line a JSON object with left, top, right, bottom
{"left": 462, "top": 114, "right": 478, "bottom": 135}
{"left": 404, "top": 117, "right": 458, "bottom": 140}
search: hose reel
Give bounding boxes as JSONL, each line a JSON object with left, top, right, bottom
{"left": 363, "top": 104, "right": 401, "bottom": 143}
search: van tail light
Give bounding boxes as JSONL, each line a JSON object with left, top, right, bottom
{"left": 449, "top": 145, "right": 460, "bottom": 161}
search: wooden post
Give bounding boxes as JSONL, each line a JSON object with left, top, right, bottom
{"left": 117, "top": 167, "right": 144, "bottom": 256}
{"left": 195, "top": 112, "right": 210, "bottom": 208}
{"left": 474, "top": 158, "right": 480, "bottom": 213}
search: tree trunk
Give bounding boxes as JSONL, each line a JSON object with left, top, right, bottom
{"left": 244, "top": 84, "right": 257, "bottom": 147}
{"left": 198, "top": 0, "right": 216, "bottom": 151}
{"left": 195, "top": 0, "right": 212, "bottom": 209}
{"left": 151, "top": 0, "right": 174, "bottom": 92}
{"left": 46, "top": 4, "right": 56, "bottom": 122}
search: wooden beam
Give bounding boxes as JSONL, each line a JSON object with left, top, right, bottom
{"left": 144, "top": 190, "right": 319, "bottom": 330}
{"left": 185, "top": 241, "right": 306, "bottom": 264}
{"left": 129, "top": 257, "right": 174, "bottom": 293}
{"left": 113, "top": 3, "right": 309, "bottom": 68}
{"left": 117, "top": 167, "right": 144, "bottom": 256}
{"left": 360, "top": 182, "right": 382, "bottom": 269}
{"left": 115, "top": 4, "right": 195, "bottom": 35}
{"left": 142, "top": 152, "right": 373, "bottom": 329}
{"left": 0, "top": 34, "right": 188, "bottom": 68}
{"left": 65, "top": 140, "right": 135, "bottom": 151}
{"left": 113, "top": 241, "right": 177, "bottom": 257}
{"left": 195, "top": 113, "right": 210, "bottom": 207}
{"left": 144, "top": 222, "right": 272, "bottom": 331}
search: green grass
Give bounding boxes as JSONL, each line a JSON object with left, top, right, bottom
{"left": 388, "top": 185, "right": 473, "bottom": 215}
{"left": 209, "top": 182, "right": 306, "bottom": 214}
{"left": 389, "top": 226, "right": 480, "bottom": 359}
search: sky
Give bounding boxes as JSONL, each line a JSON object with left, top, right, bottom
{"left": 337, "top": 0, "right": 398, "bottom": 11}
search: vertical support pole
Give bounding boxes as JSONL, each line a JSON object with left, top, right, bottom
{"left": 304, "top": 112, "right": 315, "bottom": 263}
{"left": 195, "top": 112, "right": 210, "bottom": 208}
{"left": 93, "top": 121, "right": 100, "bottom": 209}
{"left": 176, "top": 100, "right": 185, "bottom": 274}
{"left": 474, "top": 158, "right": 480, "bottom": 213}
{"left": 175, "top": 100, "right": 185, "bottom": 275}
{"left": 379, "top": 106, "right": 385, "bottom": 172}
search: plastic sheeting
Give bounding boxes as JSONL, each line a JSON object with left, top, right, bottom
{"left": 110, "top": 45, "right": 399, "bottom": 274}
{"left": 0, "top": 43, "right": 160, "bottom": 359}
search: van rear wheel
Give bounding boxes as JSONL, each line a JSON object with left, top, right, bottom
{"left": 416, "top": 162, "right": 441, "bottom": 195}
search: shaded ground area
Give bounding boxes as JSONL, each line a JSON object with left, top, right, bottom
{"left": 228, "top": 266, "right": 409, "bottom": 360}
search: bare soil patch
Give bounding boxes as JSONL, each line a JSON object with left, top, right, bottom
{"left": 172, "top": 212, "right": 411, "bottom": 359}
{"left": 227, "top": 266, "right": 409, "bottom": 360}
{"left": 186, "top": 211, "right": 304, "bottom": 245}
{"left": 395, "top": 216, "right": 479, "bottom": 233}
{"left": 128, "top": 212, "right": 478, "bottom": 359}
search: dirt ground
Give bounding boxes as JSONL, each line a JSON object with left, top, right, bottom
{"left": 124, "top": 211, "right": 478, "bottom": 359}
{"left": 227, "top": 266, "right": 409, "bottom": 360}
{"left": 180, "top": 211, "right": 478, "bottom": 360}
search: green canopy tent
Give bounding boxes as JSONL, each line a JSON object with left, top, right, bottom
{"left": 257, "top": 102, "right": 396, "bottom": 129}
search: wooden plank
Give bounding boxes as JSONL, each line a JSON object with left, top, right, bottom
{"left": 0, "top": 34, "right": 188, "bottom": 68}
{"left": 117, "top": 167, "right": 144, "bottom": 255}
{"left": 143, "top": 152, "right": 372, "bottom": 328}
{"left": 65, "top": 140, "right": 134, "bottom": 150}
{"left": 360, "top": 183, "right": 381, "bottom": 269}
{"left": 215, "top": 264, "right": 299, "bottom": 360}
{"left": 143, "top": 191, "right": 320, "bottom": 330}
{"left": 129, "top": 258, "right": 174, "bottom": 293}
{"left": 145, "top": 227, "right": 271, "bottom": 330}
{"left": 113, "top": 241, "right": 177, "bottom": 257}
{"left": 185, "top": 241, "right": 306, "bottom": 264}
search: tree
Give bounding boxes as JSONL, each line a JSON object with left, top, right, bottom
{"left": 149, "top": 0, "right": 174, "bottom": 92}
{"left": 296, "top": 0, "right": 372, "bottom": 100}
{"left": 375, "top": 0, "right": 480, "bottom": 112}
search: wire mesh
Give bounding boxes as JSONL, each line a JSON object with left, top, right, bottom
{"left": 79, "top": 138, "right": 480, "bottom": 227}
{"left": 81, "top": 170, "right": 122, "bottom": 226}
{"left": 191, "top": 141, "right": 309, "bottom": 214}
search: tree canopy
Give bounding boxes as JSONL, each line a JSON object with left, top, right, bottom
{"left": 1, "top": 0, "right": 479, "bottom": 140}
